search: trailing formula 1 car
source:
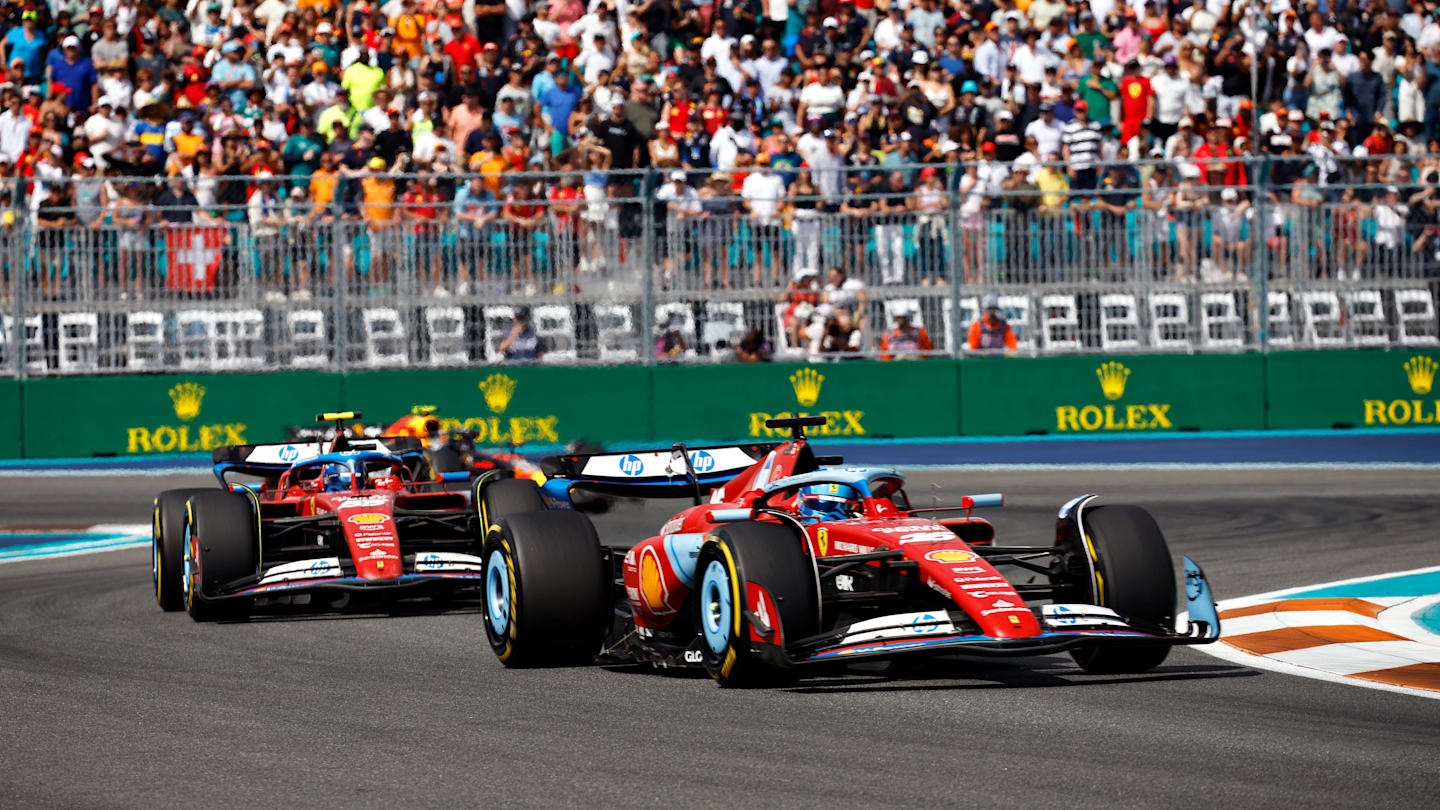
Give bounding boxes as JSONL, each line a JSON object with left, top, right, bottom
{"left": 476, "top": 416, "right": 1221, "bottom": 686}
{"left": 151, "top": 412, "right": 495, "bottom": 621}
{"left": 285, "top": 406, "right": 610, "bottom": 512}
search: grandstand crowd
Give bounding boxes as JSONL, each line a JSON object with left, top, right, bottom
{"left": 1, "top": 0, "right": 1440, "bottom": 301}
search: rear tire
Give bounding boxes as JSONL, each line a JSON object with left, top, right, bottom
{"left": 184, "top": 491, "right": 259, "bottom": 622}
{"left": 696, "top": 523, "right": 819, "bottom": 688}
{"left": 1066, "top": 505, "right": 1176, "bottom": 674}
{"left": 476, "top": 477, "right": 546, "bottom": 535}
{"left": 482, "top": 511, "right": 609, "bottom": 667}
{"left": 153, "top": 488, "right": 212, "bottom": 611}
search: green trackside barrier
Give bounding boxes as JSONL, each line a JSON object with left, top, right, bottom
{"left": 341, "top": 366, "right": 654, "bottom": 446}
{"left": 650, "top": 360, "right": 960, "bottom": 441}
{"left": 20, "top": 372, "right": 345, "bottom": 458}
{"left": 0, "top": 380, "right": 19, "bottom": 458}
{"left": 1265, "top": 349, "right": 1440, "bottom": 429}
{"left": 959, "top": 354, "right": 1267, "bottom": 435}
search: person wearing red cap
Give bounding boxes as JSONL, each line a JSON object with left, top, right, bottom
{"left": 1061, "top": 99, "right": 1102, "bottom": 190}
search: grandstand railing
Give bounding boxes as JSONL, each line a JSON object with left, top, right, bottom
{"left": 1, "top": 158, "right": 1436, "bottom": 376}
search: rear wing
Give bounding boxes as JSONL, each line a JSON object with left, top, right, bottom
{"left": 212, "top": 437, "right": 426, "bottom": 482}
{"left": 540, "top": 442, "right": 780, "bottom": 498}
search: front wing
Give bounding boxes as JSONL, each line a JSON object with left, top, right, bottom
{"left": 206, "top": 551, "right": 486, "bottom": 600}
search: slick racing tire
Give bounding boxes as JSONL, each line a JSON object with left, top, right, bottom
{"left": 476, "top": 477, "right": 546, "bottom": 536}
{"left": 153, "top": 488, "right": 213, "bottom": 611}
{"left": 184, "top": 491, "right": 260, "bottom": 622}
{"left": 482, "top": 511, "right": 609, "bottom": 667}
{"left": 1067, "top": 505, "right": 1176, "bottom": 674}
{"left": 695, "top": 523, "right": 819, "bottom": 688}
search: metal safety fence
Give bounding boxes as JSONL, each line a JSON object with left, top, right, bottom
{"left": 0, "top": 158, "right": 1437, "bottom": 376}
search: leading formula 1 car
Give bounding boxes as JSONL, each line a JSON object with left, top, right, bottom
{"left": 475, "top": 416, "right": 1221, "bottom": 686}
{"left": 151, "top": 412, "right": 530, "bottom": 622}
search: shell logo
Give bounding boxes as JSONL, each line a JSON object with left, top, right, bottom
{"left": 639, "top": 548, "right": 669, "bottom": 611}
{"left": 925, "top": 549, "right": 979, "bottom": 564}
{"left": 347, "top": 513, "right": 389, "bottom": 526}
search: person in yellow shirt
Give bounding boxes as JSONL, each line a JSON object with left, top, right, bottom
{"left": 309, "top": 151, "right": 340, "bottom": 217}
{"left": 359, "top": 155, "right": 400, "bottom": 282}
{"left": 172, "top": 113, "right": 206, "bottom": 157}
{"left": 468, "top": 132, "right": 508, "bottom": 197}
{"left": 1035, "top": 152, "right": 1070, "bottom": 210}
{"left": 341, "top": 51, "right": 385, "bottom": 110}
{"left": 390, "top": 0, "right": 426, "bottom": 62}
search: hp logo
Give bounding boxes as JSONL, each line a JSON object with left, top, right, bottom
{"left": 620, "top": 455, "right": 644, "bottom": 476}
{"left": 278, "top": 445, "right": 299, "bottom": 462}
{"left": 689, "top": 451, "right": 716, "bottom": 473}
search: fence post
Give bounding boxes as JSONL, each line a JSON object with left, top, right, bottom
{"left": 947, "top": 168, "right": 964, "bottom": 357}
{"left": 1251, "top": 154, "right": 1268, "bottom": 350}
{"left": 639, "top": 169, "right": 656, "bottom": 366}
{"left": 13, "top": 223, "right": 26, "bottom": 381}
{"left": 332, "top": 218, "right": 348, "bottom": 371}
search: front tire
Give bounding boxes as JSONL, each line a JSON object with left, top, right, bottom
{"left": 696, "top": 522, "right": 819, "bottom": 688}
{"left": 184, "top": 491, "right": 259, "bottom": 622}
{"left": 482, "top": 511, "right": 609, "bottom": 667}
{"left": 1066, "top": 504, "right": 1176, "bottom": 674}
{"left": 153, "top": 488, "right": 212, "bottom": 611}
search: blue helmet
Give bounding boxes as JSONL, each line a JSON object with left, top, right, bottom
{"left": 798, "top": 484, "right": 861, "bottom": 521}
{"left": 322, "top": 464, "right": 353, "bottom": 492}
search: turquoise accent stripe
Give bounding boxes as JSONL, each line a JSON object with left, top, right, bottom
{"left": 1417, "top": 603, "right": 1440, "bottom": 636}
{"left": 1284, "top": 570, "right": 1440, "bottom": 599}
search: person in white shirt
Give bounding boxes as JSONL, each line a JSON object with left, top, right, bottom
{"left": 1012, "top": 31, "right": 1045, "bottom": 86}
{"left": 0, "top": 94, "right": 31, "bottom": 162}
{"left": 701, "top": 17, "right": 737, "bottom": 66}
{"left": 754, "top": 38, "right": 788, "bottom": 99}
{"left": 973, "top": 24, "right": 1003, "bottom": 83}
{"left": 741, "top": 154, "right": 786, "bottom": 285}
{"left": 1149, "top": 55, "right": 1190, "bottom": 136}
{"left": 569, "top": 7, "right": 617, "bottom": 52}
{"left": 1302, "top": 11, "right": 1341, "bottom": 55}
{"left": 532, "top": 5, "right": 560, "bottom": 45}
{"left": 873, "top": 6, "right": 905, "bottom": 54}
{"left": 575, "top": 34, "right": 616, "bottom": 85}
{"left": 709, "top": 115, "right": 752, "bottom": 169}
{"left": 655, "top": 170, "right": 701, "bottom": 282}
{"left": 1373, "top": 186, "right": 1408, "bottom": 275}
{"left": 1024, "top": 102, "right": 1064, "bottom": 158}
{"left": 798, "top": 69, "right": 845, "bottom": 125}
{"left": 253, "top": 0, "right": 288, "bottom": 43}
{"left": 1330, "top": 36, "right": 1360, "bottom": 78}
{"left": 83, "top": 99, "right": 126, "bottom": 163}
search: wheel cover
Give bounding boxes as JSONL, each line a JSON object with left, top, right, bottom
{"left": 485, "top": 549, "right": 511, "bottom": 634}
{"left": 700, "top": 559, "right": 733, "bottom": 656}
{"left": 182, "top": 523, "right": 195, "bottom": 599}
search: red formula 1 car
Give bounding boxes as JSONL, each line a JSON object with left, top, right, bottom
{"left": 152, "top": 412, "right": 495, "bottom": 622}
{"left": 477, "top": 417, "right": 1221, "bottom": 686}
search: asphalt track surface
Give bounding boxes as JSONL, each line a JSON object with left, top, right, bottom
{"left": 3, "top": 469, "right": 1440, "bottom": 807}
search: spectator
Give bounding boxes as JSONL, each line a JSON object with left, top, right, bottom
{"left": 741, "top": 152, "right": 784, "bottom": 285}
{"left": 967, "top": 294, "right": 1018, "bottom": 351}
{"left": 733, "top": 328, "right": 771, "bottom": 363}
{"left": 499, "top": 305, "right": 546, "bottom": 362}
{"left": 879, "top": 310, "right": 933, "bottom": 360}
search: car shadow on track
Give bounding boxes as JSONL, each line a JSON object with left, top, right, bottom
{"left": 782, "top": 656, "right": 1259, "bottom": 694}
{"left": 223, "top": 603, "right": 484, "bottom": 623}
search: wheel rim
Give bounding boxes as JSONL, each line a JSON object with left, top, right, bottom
{"left": 485, "top": 549, "right": 511, "bottom": 634}
{"left": 152, "top": 507, "right": 162, "bottom": 601}
{"left": 700, "top": 559, "right": 733, "bottom": 656}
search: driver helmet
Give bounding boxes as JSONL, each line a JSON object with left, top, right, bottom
{"left": 323, "top": 464, "right": 353, "bottom": 492}
{"left": 798, "top": 484, "right": 860, "bottom": 521}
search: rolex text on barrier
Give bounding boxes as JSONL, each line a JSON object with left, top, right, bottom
{"left": 20, "top": 372, "right": 345, "bottom": 458}
{"left": 650, "top": 361, "right": 959, "bottom": 441}
{"left": 959, "top": 354, "right": 1267, "bottom": 436}
{"left": 1266, "top": 350, "right": 1440, "bottom": 429}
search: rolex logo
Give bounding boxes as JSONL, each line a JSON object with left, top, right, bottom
{"left": 169, "top": 382, "right": 205, "bottom": 422}
{"left": 790, "top": 367, "right": 824, "bottom": 407}
{"left": 1405, "top": 356, "right": 1436, "bottom": 395}
{"left": 1096, "top": 362, "right": 1130, "bottom": 401}
{"left": 478, "top": 373, "right": 517, "bottom": 414}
